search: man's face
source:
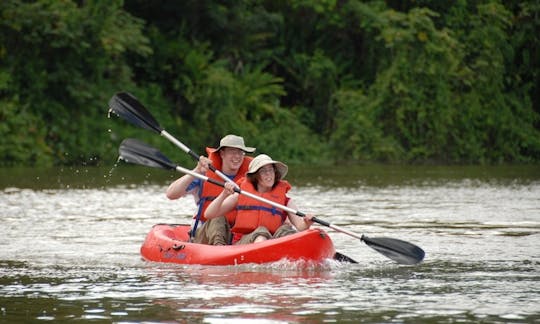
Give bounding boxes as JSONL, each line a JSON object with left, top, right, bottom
{"left": 219, "top": 147, "right": 245, "bottom": 173}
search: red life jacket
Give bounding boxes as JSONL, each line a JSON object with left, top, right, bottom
{"left": 231, "top": 178, "right": 291, "bottom": 235}
{"left": 194, "top": 147, "right": 252, "bottom": 225}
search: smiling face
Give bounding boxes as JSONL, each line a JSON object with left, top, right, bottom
{"left": 255, "top": 164, "right": 275, "bottom": 192}
{"left": 219, "top": 147, "right": 246, "bottom": 175}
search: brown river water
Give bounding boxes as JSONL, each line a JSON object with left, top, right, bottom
{"left": 0, "top": 164, "right": 538, "bottom": 323}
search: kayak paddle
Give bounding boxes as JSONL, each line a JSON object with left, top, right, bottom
{"left": 118, "top": 138, "right": 425, "bottom": 265}
{"left": 108, "top": 92, "right": 237, "bottom": 186}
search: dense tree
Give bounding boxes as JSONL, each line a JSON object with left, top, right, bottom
{"left": 1, "top": 0, "right": 538, "bottom": 166}
{"left": 0, "top": 0, "right": 153, "bottom": 165}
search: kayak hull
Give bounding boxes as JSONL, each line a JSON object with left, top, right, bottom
{"left": 140, "top": 224, "right": 336, "bottom": 265}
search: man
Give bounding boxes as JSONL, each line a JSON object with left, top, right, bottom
{"left": 166, "top": 134, "right": 255, "bottom": 245}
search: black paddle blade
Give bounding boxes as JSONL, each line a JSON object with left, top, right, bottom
{"left": 334, "top": 252, "right": 358, "bottom": 263}
{"left": 119, "top": 138, "right": 176, "bottom": 171}
{"left": 108, "top": 92, "right": 163, "bottom": 134}
{"left": 361, "top": 236, "right": 425, "bottom": 265}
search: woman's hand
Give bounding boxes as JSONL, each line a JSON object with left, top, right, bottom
{"left": 304, "top": 214, "right": 315, "bottom": 227}
{"left": 223, "top": 182, "right": 236, "bottom": 197}
{"left": 205, "top": 181, "right": 238, "bottom": 220}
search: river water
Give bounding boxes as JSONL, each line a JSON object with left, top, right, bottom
{"left": 0, "top": 165, "right": 538, "bottom": 323}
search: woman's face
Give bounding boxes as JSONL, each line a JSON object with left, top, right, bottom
{"left": 256, "top": 164, "right": 275, "bottom": 189}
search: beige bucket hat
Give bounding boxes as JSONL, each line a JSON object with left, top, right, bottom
{"left": 214, "top": 134, "right": 256, "bottom": 153}
{"left": 247, "top": 154, "right": 288, "bottom": 180}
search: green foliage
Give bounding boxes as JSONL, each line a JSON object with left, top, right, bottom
{"left": 0, "top": 97, "right": 53, "bottom": 166}
{"left": 331, "top": 6, "right": 463, "bottom": 162}
{"left": 0, "top": 0, "right": 538, "bottom": 167}
{"left": 181, "top": 61, "right": 329, "bottom": 162}
{"left": 252, "top": 109, "right": 331, "bottom": 164}
{"left": 0, "top": 0, "right": 150, "bottom": 166}
{"left": 331, "top": 1, "right": 540, "bottom": 163}
{"left": 448, "top": 2, "right": 540, "bottom": 162}
{"left": 330, "top": 89, "right": 403, "bottom": 162}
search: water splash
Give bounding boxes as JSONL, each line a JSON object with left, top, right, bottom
{"left": 104, "top": 158, "right": 121, "bottom": 185}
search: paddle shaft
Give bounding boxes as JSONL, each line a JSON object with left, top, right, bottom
{"left": 161, "top": 131, "right": 197, "bottom": 160}
{"left": 109, "top": 92, "right": 237, "bottom": 187}
{"left": 174, "top": 164, "right": 362, "bottom": 239}
{"left": 161, "top": 130, "right": 239, "bottom": 187}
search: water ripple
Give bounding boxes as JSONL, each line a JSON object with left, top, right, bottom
{"left": 1, "top": 174, "right": 539, "bottom": 322}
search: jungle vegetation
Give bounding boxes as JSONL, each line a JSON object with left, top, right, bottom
{"left": 1, "top": 0, "right": 539, "bottom": 166}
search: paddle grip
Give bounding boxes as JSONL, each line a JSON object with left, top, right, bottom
{"left": 207, "top": 178, "right": 225, "bottom": 188}
{"left": 186, "top": 150, "right": 222, "bottom": 182}
{"left": 312, "top": 217, "right": 330, "bottom": 227}
{"left": 206, "top": 177, "right": 242, "bottom": 195}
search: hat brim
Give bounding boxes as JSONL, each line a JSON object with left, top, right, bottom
{"left": 210, "top": 145, "right": 256, "bottom": 153}
{"left": 274, "top": 162, "right": 288, "bottom": 180}
{"left": 248, "top": 160, "right": 288, "bottom": 180}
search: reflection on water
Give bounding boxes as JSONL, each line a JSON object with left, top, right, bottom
{"left": 0, "top": 165, "right": 539, "bottom": 322}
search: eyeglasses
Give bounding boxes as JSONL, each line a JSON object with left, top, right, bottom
{"left": 222, "top": 148, "right": 245, "bottom": 156}
{"left": 258, "top": 166, "right": 275, "bottom": 175}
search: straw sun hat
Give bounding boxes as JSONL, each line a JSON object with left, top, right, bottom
{"left": 247, "top": 154, "right": 288, "bottom": 180}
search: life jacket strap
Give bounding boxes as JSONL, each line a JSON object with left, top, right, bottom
{"left": 191, "top": 195, "right": 217, "bottom": 240}
{"left": 236, "top": 205, "right": 280, "bottom": 215}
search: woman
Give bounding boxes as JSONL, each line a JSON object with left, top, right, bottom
{"left": 205, "top": 154, "right": 314, "bottom": 244}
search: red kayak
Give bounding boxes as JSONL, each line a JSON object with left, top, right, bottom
{"left": 140, "top": 224, "right": 336, "bottom": 265}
